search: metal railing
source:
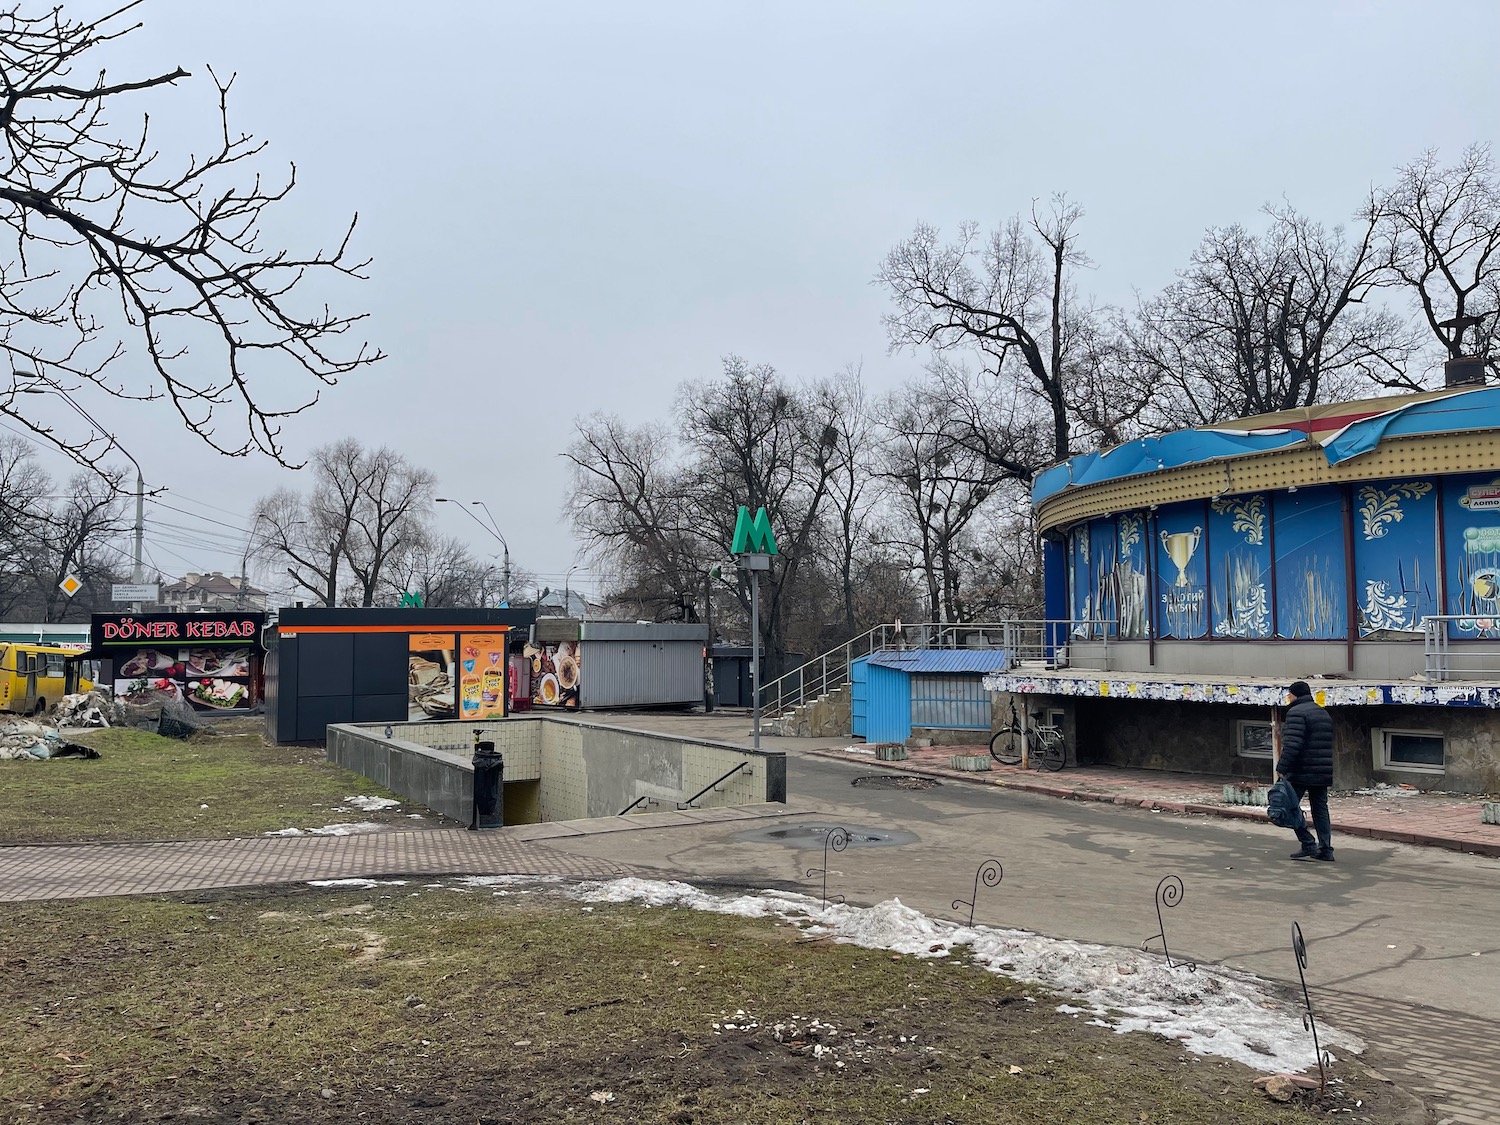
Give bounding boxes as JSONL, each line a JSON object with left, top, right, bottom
{"left": 758, "top": 617, "right": 1118, "bottom": 717}
{"left": 1422, "top": 615, "right": 1500, "bottom": 681}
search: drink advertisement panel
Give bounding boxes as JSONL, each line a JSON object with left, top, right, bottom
{"left": 458, "top": 634, "right": 508, "bottom": 719}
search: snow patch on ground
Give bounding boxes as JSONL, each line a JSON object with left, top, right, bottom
{"left": 307, "top": 878, "right": 409, "bottom": 888}
{"left": 569, "top": 877, "right": 1359, "bottom": 1075}
{"left": 455, "top": 874, "right": 564, "bottom": 887}
{"left": 339, "top": 795, "right": 401, "bottom": 812}
{"left": 263, "top": 822, "right": 386, "bottom": 837}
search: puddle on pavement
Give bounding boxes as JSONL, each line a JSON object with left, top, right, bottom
{"left": 732, "top": 822, "right": 918, "bottom": 848}
{"left": 851, "top": 774, "right": 940, "bottom": 791}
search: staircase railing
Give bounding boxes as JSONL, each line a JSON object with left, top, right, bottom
{"left": 760, "top": 621, "right": 1017, "bottom": 717}
{"left": 757, "top": 617, "right": 1119, "bottom": 717}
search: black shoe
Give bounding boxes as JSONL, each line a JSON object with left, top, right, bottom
{"left": 1314, "top": 848, "right": 1335, "bottom": 862}
{"left": 1289, "top": 844, "right": 1319, "bottom": 860}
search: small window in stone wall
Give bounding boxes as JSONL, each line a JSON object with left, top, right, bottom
{"left": 1375, "top": 728, "right": 1445, "bottom": 772}
{"left": 1237, "top": 720, "right": 1274, "bottom": 759}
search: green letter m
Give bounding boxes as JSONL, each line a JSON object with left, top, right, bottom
{"left": 731, "top": 505, "right": 778, "bottom": 555}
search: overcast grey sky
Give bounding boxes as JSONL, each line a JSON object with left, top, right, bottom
{"left": 24, "top": 0, "right": 1500, "bottom": 600}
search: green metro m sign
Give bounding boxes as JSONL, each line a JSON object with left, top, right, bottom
{"left": 730, "top": 506, "right": 778, "bottom": 556}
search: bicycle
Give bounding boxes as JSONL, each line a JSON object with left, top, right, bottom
{"left": 989, "top": 697, "right": 1066, "bottom": 771}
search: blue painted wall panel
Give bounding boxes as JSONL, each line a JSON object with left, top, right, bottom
{"left": 865, "top": 664, "right": 911, "bottom": 743}
{"left": 1352, "top": 479, "right": 1438, "bottom": 635}
{"left": 1207, "top": 493, "right": 1273, "bottom": 638}
{"left": 1273, "top": 487, "right": 1348, "bottom": 639}
{"left": 850, "top": 658, "right": 869, "bottom": 739}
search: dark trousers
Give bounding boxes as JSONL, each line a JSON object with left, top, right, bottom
{"left": 1293, "top": 784, "right": 1332, "bottom": 851}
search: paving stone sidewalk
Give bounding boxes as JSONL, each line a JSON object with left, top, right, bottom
{"left": 0, "top": 829, "right": 644, "bottom": 902}
{"left": 811, "top": 745, "right": 1500, "bottom": 857}
{"left": 0, "top": 804, "right": 806, "bottom": 903}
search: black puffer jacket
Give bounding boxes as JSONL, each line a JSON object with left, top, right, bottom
{"left": 1278, "top": 691, "right": 1335, "bottom": 788}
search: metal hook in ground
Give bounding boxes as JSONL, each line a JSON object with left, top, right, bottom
{"left": 951, "top": 858, "right": 1003, "bottom": 927}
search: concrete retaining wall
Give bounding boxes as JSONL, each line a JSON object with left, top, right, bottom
{"left": 326, "top": 715, "right": 786, "bottom": 826}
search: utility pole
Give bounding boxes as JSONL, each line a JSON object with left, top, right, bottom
{"left": 132, "top": 468, "right": 144, "bottom": 612}
{"left": 703, "top": 567, "right": 716, "bottom": 712}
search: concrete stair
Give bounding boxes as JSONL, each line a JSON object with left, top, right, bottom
{"left": 764, "top": 683, "right": 852, "bottom": 738}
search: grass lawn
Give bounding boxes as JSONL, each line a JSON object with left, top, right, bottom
{"left": 0, "top": 722, "right": 421, "bottom": 843}
{"left": 0, "top": 882, "right": 1416, "bottom": 1125}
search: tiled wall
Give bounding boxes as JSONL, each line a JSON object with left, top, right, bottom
{"left": 539, "top": 721, "right": 587, "bottom": 821}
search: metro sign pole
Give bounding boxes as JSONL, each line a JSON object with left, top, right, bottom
{"left": 731, "top": 505, "right": 778, "bottom": 749}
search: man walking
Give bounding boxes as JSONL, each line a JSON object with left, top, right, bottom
{"left": 1278, "top": 680, "right": 1335, "bottom": 862}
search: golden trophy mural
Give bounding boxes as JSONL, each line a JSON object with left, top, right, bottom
{"left": 1160, "top": 526, "right": 1202, "bottom": 588}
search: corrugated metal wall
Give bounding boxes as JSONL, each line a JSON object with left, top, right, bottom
{"left": 865, "top": 663, "right": 911, "bottom": 743}
{"left": 910, "top": 674, "right": 991, "bottom": 729}
{"left": 850, "top": 658, "right": 868, "bottom": 737}
{"left": 579, "top": 639, "right": 704, "bottom": 707}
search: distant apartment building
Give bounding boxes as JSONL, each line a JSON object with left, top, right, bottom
{"left": 158, "top": 571, "right": 268, "bottom": 613}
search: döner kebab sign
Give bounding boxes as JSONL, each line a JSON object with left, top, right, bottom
{"left": 94, "top": 614, "right": 263, "bottom": 645}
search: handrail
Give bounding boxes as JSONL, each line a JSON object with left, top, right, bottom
{"left": 618, "top": 795, "right": 654, "bottom": 816}
{"left": 1421, "top": 614, "right": 1500, "bottom": 682}
{"left": 677, "top": 761, "right": 750, "bottom": 809}
{"left": 757, "top": 618, "right": 1117, "bottom": 716}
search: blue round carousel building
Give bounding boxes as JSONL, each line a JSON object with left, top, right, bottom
{"left": 986, "top": 386, "right": 1500, "bottom": 793}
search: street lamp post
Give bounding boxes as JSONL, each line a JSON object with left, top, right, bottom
{"left": 436, "top": 497, "right": 511, "bottom": 605}
{"left": 564, "top": 563, "right": 580, "bottom": 618}
{"left": 238, "top": 512, "right": 272, "bottom": 610}
{"left": 17, "top": 377, "right": 146, "bottom": 611}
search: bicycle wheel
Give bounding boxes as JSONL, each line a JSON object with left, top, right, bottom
{"left": 989, "top": 724, "right": 1023, "bottom": 765}
{"left": 1036, "top": 732, "right": 1066, "bottom": 772}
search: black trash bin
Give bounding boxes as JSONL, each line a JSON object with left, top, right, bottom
{"left": 471, "top": 740, "right": 504, "bottom": 830}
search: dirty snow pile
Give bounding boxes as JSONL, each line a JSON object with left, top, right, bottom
{"left": 338, "top": 795, "right": 401, "bottom": 812}
{"left": 264, "top": 822, "right": 384, "bottom": 837}
{"left": 568, "top": 877, "right": 1360, "bottom": 1076}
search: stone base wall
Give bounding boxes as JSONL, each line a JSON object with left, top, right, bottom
{"left": 993, "top": 693, "right": 1500, "bottom": 793}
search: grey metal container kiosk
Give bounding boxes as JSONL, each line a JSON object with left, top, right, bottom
{"left": 535, "top": 619, "right": 706, "bottom": 709}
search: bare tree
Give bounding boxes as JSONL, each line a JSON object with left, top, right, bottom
{"left": 37, "top": 467, "right": 129, "bottom": 620}
{"left": 678, "top": 357, "right": 841, "bottom": 668}
{"left": 878, "top": 373, "right": 1008, "bottom": 622}
{"left": 343, "top": 449, "right": 435, "bottom": 607}
{"left": 0, "top": 2, "right": 380, "bottom": 471}
{"left": 1127, "top": 205, "right": 1416, "bottom": 430}
{"left": 382, "top": 532, "right": 486, "bottom": 609}
{"left": 1380, "top": 144, "right": 1500, "bottom": 376}
{"left": 808, "top": 363, "right": 876, "bottom": 639}
{"left": 879, "top": 197, "right": 1136, "bottom": 465}
{"left": 0, "top": 433, "right": 49, "bottom": 615}
{"left": 564, "top": 414, "right": 704, "bottom": 621}
{"left": 253, "top": 439, "right": 434, "bottom": 606}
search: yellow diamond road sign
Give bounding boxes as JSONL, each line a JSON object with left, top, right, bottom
{"left": 58, "top": 574, "right": 82, "bottom": 598}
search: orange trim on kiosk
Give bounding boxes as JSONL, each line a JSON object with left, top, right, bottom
{"left": 279, "top": 624, "right": 510, "bottom": 637}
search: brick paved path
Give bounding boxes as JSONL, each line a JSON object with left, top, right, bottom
{"left": 1319, "top": 990, "right": 1500, "bottom": 1125}
{"left": 815, "top": 746, "right": 1500, "bottom": 856}
{"left": 0, "top": 829, "right": 642, "bottom": 902}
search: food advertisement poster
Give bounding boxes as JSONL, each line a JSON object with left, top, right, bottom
{"left": 458, "top": 634, "right": 508, "bottom": 719}
{"left": 526, "top": 639, "right": 580, "bottom": 709}
{"left": 112, "top": 646, "right": 256, "bottom": 711}
{"left": 408, "top": 633, "right": 456, "bottom": 720}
